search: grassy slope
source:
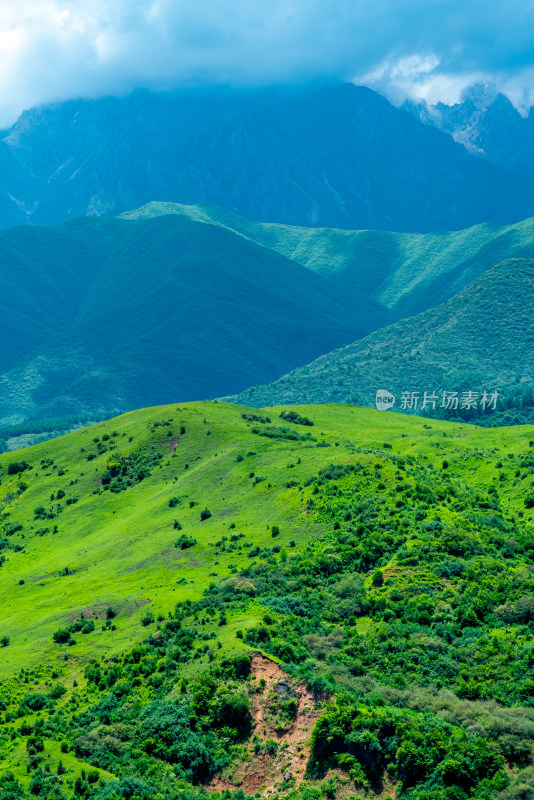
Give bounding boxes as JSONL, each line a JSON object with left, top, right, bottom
{"left": 5, "top": 200, "right": 534, "bottom": 426}
{"left": 231, "top": 258, "right": 534, "bottom": 412}
{"left": 0, "top": 214, "right": 385, "bottom": 425}
{"left": 1, "top": 401, "right": 534, "bottom": 798}
{"left": 0, "top": 401, "right": 307, "bottom": 676}
{"left": 122, "top": 201, "right": 534, "bottom": 314}
{"left": 0, "top": 399, "right": 530, "bottom": 675}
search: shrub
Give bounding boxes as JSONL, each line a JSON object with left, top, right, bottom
{"left": 8, "top": 462, "right": 30, "bottom": 475}
{"left": 214, "top": 691, "right": 252, "bottom": 737}
{"left": 21, "top": 693, "right": 48, "bottom": 711}
{"left": 200, "top": 508, "right": 212, "bottom": 521}
{"left": 137, "top": 701, "right": 223, "bottom": 782}
{"left": 53, "top": 628, "right": 73, "bottom": 645}
{"left": 264, "top": 739, "right": 278, "bottom": 756}
{"left": 371, "top": 569, "right": 384, "bottom": 587}
{"left": 175, "top": 534, "right": 197, "bottom": 550}
{"left": 279, "top": 410, "right": 314, "bottom": 426}
{"left": 244, "top": 626, "right": 271, "bottom": 645}
{"left": 242, "top": 413, "right": 271, "bottom": 424}
{"left": 81, "top": 620, "right": 95, "bottom": 634}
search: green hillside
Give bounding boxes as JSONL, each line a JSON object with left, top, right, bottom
{"left": 232, "top": 258, "right": 534, "bottom": 422}
{"left": 0, "top": 213, "right": 385, "bottom": 425}
{"left": 5, "top": 201, "right": 534, "bottom": 428}
{"left": 123, "top": 201, "right": 534, "bottom": 316}
{"left": 1, "top": 401, "right": 534, "bottom": 798}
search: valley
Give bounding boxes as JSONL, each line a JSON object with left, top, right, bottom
{"left": 4, "top": 203, "right": 534, "bottom": 429}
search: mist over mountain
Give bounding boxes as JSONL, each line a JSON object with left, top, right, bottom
{"left": 406, "top": 84, "right": 534, "bottom": 179}
{"left": 2, "top": 83, "right": 534, "bottom": 233}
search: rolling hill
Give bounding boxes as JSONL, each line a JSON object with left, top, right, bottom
{"left": 0, "top": 212, "right": 386, "bottom": 425}
{"left": 126, "top": 201, "right": 534, "bottom": 318}
{"left": 0, "top": 401, "right": 533, "bottom": 798}
{"left": 2, "top": 83, "right": 534, "bottom": 233}
{"left": 6, "top": 203, "right": 534, "bottom": 429}
{"left": 230, "top": 258, "right": 534, "bottom": 415}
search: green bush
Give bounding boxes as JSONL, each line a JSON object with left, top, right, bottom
{"left": 52, "top": 628, "right": 73, "bottom": 645}
{"left": 175, "top": 534, "right": 197, "bottom": 549}
{"left": 7, "top": 462, "right": 30, "bottom": 475}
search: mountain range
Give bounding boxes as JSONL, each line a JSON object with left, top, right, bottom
{"left": 129, "top": 201, "right": 534, "bottom": 319}
{"left": 2, "top": 83, "right": 534, "bottom": 233}
{"left": 5, "top": 203, "right": 534, "bottom": 426}
{"left": 2, "top": 72, "right": 534, "bottom": 800}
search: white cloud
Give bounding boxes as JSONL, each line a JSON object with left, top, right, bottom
{"left": 357, "top": 54, "right": 489, "bottom": 107}
{"left": 1, "top": 0, "right": 534, "bottom": 126}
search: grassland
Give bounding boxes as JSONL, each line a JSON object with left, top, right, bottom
{"left": 1, "top": 401, "right": 534, "bottom": 799}
{"left": 0, "top": 402, "right": 460, "bottom": 674}
{"left": 0, "top": 401, "right": 316, "bottom": 674}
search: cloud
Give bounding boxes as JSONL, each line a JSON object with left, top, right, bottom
{"left": 356, "top": 54, "right": 489, "bottom": 107}
{"left": 1, "top": 0, "right": 534, "bottom": 125}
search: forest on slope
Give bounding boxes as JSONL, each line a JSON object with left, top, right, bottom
{"left": 232, "top": 258, "right": 534, "bottom": 423}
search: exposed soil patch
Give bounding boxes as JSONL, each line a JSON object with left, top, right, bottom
{"left": 211, "top": 654, "right": 326, "bottom": 797}
{"left": 157, "top": 435, "right": 180, "bottom": 454}
{"left": 33, "top": 567, "right": 82, "bottom": 582}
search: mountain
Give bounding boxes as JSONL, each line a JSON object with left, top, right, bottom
{"left": 230, "top": 258, "right": 534, "bottom": 412}
{"left": 2, "top": 83, "right": 534, "bottom": 233}
{"left": 129, "top": 201, "right": 534, "bottom": 319}
{"left": 0, "top": 401, "right": 533, "bottom": 799}
{"left": 0, "top": 209, "right": 387, "bottom": 425}
{"left": 406, "top": 84, "right": 534, "bottom": 180}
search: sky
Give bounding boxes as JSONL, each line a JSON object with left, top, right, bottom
{"left": 1, "top": 0, "right": 534, "bottom": 126}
